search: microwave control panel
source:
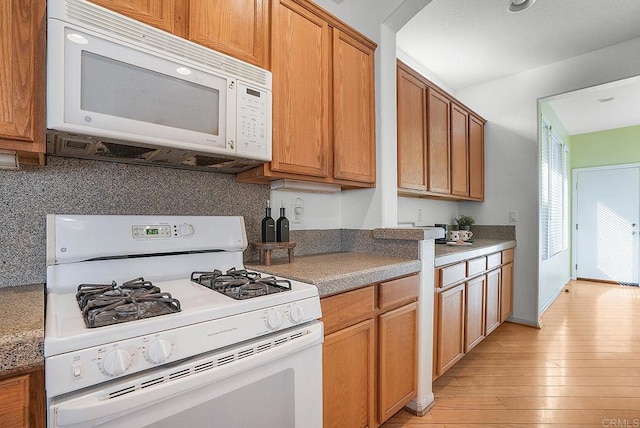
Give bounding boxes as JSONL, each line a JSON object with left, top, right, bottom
{"left": 236, "top": 82, "right": 270, "bottom": 158}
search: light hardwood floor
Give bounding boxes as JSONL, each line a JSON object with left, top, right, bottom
{"left": 383, "top": 280, "right": 640, "bottom": 427}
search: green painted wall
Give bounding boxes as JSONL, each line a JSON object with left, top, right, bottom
{"left": 570, "top": 125, "right": 640, "bottom": 169}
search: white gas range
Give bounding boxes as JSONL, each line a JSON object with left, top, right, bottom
{"left": 45, "top": 215, "right": 323, "bottom": 428}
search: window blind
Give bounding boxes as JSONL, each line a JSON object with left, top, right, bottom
{"left": 541, "top": 118, "right": 569, "bottom": 260}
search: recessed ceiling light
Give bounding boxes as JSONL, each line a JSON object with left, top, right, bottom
{"left": 508, "top": 0, "right": 536, "bottom": 13}
{"left": 597, "top": 97, "right": 615, "bottom": 103}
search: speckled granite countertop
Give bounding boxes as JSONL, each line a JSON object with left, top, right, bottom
{"left": 435, "top": 239, "right": 517, "bottom": 267}
{"left": 372, "top": 227, "right": 444, "bottom": 241}
{"left": 0, "top": 284, "right": 45, "bottom": 375}
{"left": 246, "top": 252, "right": 421, "bottom": 297}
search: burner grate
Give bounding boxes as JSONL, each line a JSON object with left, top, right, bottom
{"left": 191, "top": 267, "right": 291, "bottom": 300}
{"left": 76, "top": 277, "right": 181, "bottom": 328}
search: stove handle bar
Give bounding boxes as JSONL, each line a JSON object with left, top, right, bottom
{"left": 52, "top": 322, "right": 323, "bottom": 427}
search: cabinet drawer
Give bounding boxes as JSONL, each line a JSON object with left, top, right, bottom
{"left": 502, "top": 248, "right": 514, "bottom": 264}
{"left": 379, "top": 275, "right": 419, "bottom": 311}
{"left": 466, "top": 257, "right": 486, "bottom": 277}
{"left": 438, "top": 262, "right": 466, "bottom": 288}
{"left": 486, "top": 252, "right": 502, "bottom": 270}
{"left": 321, "top": 286, "right": 375, "bottom": 335}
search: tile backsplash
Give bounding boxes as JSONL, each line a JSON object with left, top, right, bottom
{"left": 0, "top": 157, "right": 269, "bottom": 287}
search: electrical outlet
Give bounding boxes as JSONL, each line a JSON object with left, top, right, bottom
{"left": 417, "top": 209, "right": 423, "bottom": 225}
{"left": 509, "top": 210, "right": 518, "bottom": 222}
{"left": 291, "top": 197, "right": 304, "bottom": 224}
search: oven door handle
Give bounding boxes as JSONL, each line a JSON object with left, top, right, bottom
{"left": 53, "top": 322, "right": 323, "bottom": 426}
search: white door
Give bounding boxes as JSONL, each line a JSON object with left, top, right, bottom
{"left": 575, "top": 166, "right": 640, "bottom": 285}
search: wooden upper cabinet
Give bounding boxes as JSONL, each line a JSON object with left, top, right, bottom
{"left": 427, "top": 88, "right": 451, "bottom": 194}
{"left": 88, "top": 0, "right": 187, "bottom": 36}
{"left": 236, "top": 0, "right": 377, "bottom": 189}
{"left": 397, "top": 65, "right": 428, "bottom": 191}
{"left": 450, "top": 103, "right": 469, "bottom": 197}
{"left": 396, "top": 61, "right": 485, "bottom": 201}
{"left": 332, "top": 30, "right": 376, "bottom": 184}
{"left": 270, "top": 0, "right": 330, "bottom": 178}
{"left": 469, "top": 114, "right": 485, "bottom": 200}
{"left": 188, "top": 0, "right": 269, "bottom": 68}
{"left": 0, "top": 0, "right": 46, "bottom": 165}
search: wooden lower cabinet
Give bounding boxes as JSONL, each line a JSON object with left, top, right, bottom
{"left": 0, "top": 365, "right": 45, "bottom": 428}
{"left": 323, "top": 318, "right": 375, "bottom": 428}
{"left": 434, "top": 249, "right": 515, "bottom": 378}
{"left": 378, "top": 301, "right": 418, "bottom": 424}
{"left": 501, "top": 262, "right": 514, "bottom": 322}
{"left": 485, "top": 268, "right": 501, "bottom": 335}
{"left": 321, "top": 275, "right": 419, "bottom": 427}
{"left": 436, "top": 283, "right": 465, "bottom": 376}
{"left": 464, "top": 275, "right": 486, "bottom": 352}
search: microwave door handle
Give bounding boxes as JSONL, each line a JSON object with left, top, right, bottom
{"left": 54, "top": 324, "right": 322, "bottom": 426}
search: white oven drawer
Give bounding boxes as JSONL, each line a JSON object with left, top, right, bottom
{"left": 49, "top": 322, "right": 323, "bottom": 428}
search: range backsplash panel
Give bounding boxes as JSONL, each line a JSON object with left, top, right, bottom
{"left": 0, "top": 157, "right": 269, "bottom": 287}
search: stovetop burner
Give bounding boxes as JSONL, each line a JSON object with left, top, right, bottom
{"left": 76, "top": 277, "right": 181, "bottom": 328}
{"left": 191, "top": 267, "right": 292, "bottom": 300}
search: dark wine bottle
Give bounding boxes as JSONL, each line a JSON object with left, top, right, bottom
{"left": 276, "top": 201, "right": 290, "bottom": 242}
{"left": 261, "top": 201, "right": 275, "bottom": 242}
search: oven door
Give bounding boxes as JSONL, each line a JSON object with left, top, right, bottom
{"left": 49, "top": 322, "right": 323, "bottom": 428}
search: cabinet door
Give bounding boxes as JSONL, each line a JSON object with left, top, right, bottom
{"left": 88, "top": 0, "right": 187, "bottom": 36}
{"left": 469, "top": 114, "right": 485, "bottom": 200}
{"left": 323, "top": 319, "right": 375, "bottom": 428}
{"left": 0, "top": 374, "right": 28, "bottom": 427}
{"left": 501, "top": 262, "right": 514, "bottom": 323}
{"left": 436, "top": 283, "right": 465, "bottom": 376}
{"left": 270, "top": 0, "right": 330, "bottom": 178}
{"left": 188, "top": 0, "right": 269, "bottom": 67}
{"left": 397, "top": 65, "right": 427, "bottom": 191}
{"left": 378, "top": 301, "right": 418, "bottom": 424}
{"left": 427, "top": 88, "right": 451, "bottom": 194}
{"left": 332, "top": 30, "right": 376, "bottom": 184}
{"left": 0, "top": 0, "right": 45, "bottom": 164}
{"left": 450, "top": 103, "right": 469, "bottom": 197}
{"left": 485, "top": 269, "right": 501, "bottom": 335}
{"left": 465, "top": 276, "right": 486, "bottom": 352}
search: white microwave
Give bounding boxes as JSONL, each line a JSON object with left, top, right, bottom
{"left": 46, "top": 0, "right": 272, "bottom": 173}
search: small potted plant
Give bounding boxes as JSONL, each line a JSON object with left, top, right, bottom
{"left": 455, "top": 215, "right": 475, "bottom": 231}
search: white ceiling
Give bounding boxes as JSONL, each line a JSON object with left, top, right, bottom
{"left": 546, "top": 76, "right": 640, "bottom": 135}
{"left": 396, "top": 0, "right": 640, "bottom": 135}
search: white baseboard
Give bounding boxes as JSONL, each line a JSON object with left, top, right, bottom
{"left": 406, "top": 393, "right": 435, "bottom": 416}
{"left": 539, "top": 276, "right": 571, "bottom": 316}
{"left": 506, "top": 316, "right": 541, "bottom": 328}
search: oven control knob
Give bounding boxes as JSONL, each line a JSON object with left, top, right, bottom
{"left": 146, "top": 339, "right": 172, "bottom": 364}
{"left": 289, "top": 305, "right": 305, "bottom": 324}
{"left": 266, "top": 311, "right": 283, "bottom": 330}
{"left": 102, "top": 349, "right": 132, "bottom": 377}
{"left": 178, "top": 223, "right": 195, "bottom": 238}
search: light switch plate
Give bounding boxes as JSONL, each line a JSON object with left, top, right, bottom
{"left": 509, "top": 210, "right": 518, "bottom": 222}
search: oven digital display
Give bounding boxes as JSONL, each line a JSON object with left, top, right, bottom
{"left": 132, "top": 224, "right": 171, "bottom": 239}
{"left": 246, "top": 88, "right": 261, "bottom": 97}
